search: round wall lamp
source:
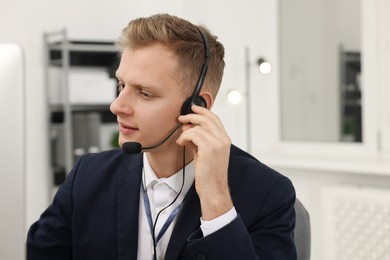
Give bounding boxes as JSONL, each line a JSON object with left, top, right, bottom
{"left": 256, "top": 58, "right": 272, "bottom": 75}
{"left": 227, "top": 89, "right": 242, "bottom": 105}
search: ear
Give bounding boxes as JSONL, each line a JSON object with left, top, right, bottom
{"left": 200, "top": 91, "right": 214, "bottom": 110}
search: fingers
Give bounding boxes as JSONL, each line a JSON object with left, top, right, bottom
{"left": 176, "top": 105, "right": 231, "bottom": 151}
{"left": 178, "top": 105, "right": 226, "bottom": 135}
{"left": 177, "top": 125, "right": 216, "bottom": 148}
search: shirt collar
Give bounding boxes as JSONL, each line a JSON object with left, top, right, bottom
{"left": 143, "top": 153, "right": 195, "bottom": 194}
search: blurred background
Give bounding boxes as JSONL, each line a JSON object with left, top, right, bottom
{"left": 1, "top": 0, "right": 390, "bottom": 259}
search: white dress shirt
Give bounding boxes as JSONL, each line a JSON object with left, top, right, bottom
{"left": 137, "top": 153, "right": 237, "bottom": 260}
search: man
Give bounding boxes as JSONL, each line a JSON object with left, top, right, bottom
{"left": 27, "top": 14, "right": 296, "bottom": 259}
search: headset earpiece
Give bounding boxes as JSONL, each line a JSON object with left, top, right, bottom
{"left": 180, "top": 96, "right": 207, "bottom": 115}
{"left": 180, "top": 28, "right": 209, "bottom": 116}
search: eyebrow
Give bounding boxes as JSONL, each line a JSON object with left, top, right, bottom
{"left": 115, "top": 72, "right": 161, "bottom": 93}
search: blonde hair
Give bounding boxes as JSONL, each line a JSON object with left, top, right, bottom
{"left": 116, "top": 13, "right": 225, "bottom": 98}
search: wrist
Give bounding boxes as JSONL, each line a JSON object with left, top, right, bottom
{"left": 199, "top": 190, "right": 233, "bottom": 221}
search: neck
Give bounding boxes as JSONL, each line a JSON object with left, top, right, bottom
{"left": 146, "top": 145, "right": 193, "bottom": 179}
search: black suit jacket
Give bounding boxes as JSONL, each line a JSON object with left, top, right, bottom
{"left": 27, "top": 145, "right": 296, "bottom": 259}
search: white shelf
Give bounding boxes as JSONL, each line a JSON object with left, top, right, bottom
{"left": 48, "top": 42, "right": 117, "bottom": 53}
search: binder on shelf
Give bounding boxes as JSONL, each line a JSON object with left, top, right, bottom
{"left": 86, "top": 112, "right": 101, "bottom": 153}
{"left": 72, "top": 113, "right": 88, "bottom": 160}
{"left": 72, "top": 112, "right": 102, "bottom": 161}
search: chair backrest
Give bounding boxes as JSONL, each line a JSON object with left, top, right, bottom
{"left": 294, "top": 199, "right": 311, "bottom": 260}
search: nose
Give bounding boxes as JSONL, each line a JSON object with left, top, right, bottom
{"left": 110, "top": 90, "right": 133, "bottom": 117}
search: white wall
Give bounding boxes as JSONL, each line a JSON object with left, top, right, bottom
{"left": 336, "top": 0, "right": 361, "bottom": 51}
{"left": 377, "top": 0, "right": 390, "bottom": 153}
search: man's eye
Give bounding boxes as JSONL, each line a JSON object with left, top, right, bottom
{"left": 140, "top": 91, "right": 153, "bottom": 99}
{"left": 117, "top": 83, "right": 124, "bottom": 92}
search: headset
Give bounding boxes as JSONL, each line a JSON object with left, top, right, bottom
{"left": 180, "top": 27, "right": 210, "bottom": 115}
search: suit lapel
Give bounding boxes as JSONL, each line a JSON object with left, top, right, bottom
{"left": 116, "top": 153, "right": 143, "bottom": 260}
{"left": 165, "top": 185, "right": 201, "bottom": 260}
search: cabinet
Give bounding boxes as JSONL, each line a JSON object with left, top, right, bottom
{"left": 44, "top": 29, "right": 119, "bottom": 185}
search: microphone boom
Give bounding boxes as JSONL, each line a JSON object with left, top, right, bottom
{"left": 122, "top": 123, "right": 183, "bottom": 154}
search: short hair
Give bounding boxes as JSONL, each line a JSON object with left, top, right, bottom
{"left": 116, "top": 13, "right": 225, "bottom": 98}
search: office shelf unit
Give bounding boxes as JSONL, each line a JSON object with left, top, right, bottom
{"left": 44, "top": 29, "right": 119, "bottom": 185}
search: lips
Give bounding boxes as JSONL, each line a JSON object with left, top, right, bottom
{"left": 118, "top": 122, "right": 139, "bottom": 135}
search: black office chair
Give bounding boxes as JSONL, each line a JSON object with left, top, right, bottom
{"left": 294, "top": 199, "right": 311, "bottom": 260}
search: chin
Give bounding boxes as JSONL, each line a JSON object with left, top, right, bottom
{"left": 118, "top": 136, "right": 126, "bottom": 148}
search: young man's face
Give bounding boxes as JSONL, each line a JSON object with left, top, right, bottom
{"left": 110, "top": 44, "right": 188, "bottom": 152}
